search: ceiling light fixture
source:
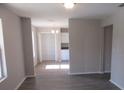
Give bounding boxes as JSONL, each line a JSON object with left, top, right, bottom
{"left": 51, "top": 30, "right": 55, "bottom": 34}
{"left": 51, "top": 30, "right": 59, "bottom": 34}
{"left": 64, "top": 2, "right": 75, "bottom": 9}
{"left": 56, "top": 30, "right": 59, "bottom": 34}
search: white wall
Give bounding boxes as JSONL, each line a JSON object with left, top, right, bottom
{"left": 101, "top": 16, "right": 114, "bottom": 27}
{"left": 69, "top": 19, "right": 102, "bottom": 74}
{"left": 55, "top": 30, "right": 61, "bottom": 61}
{"left": 102, "top": 8, "right": 124, "bottom": 89}
{"left": 37, "top": 32, "right": 42, "bottom": 62}
{"left": 0, "top": 6, "right": 25, "bottom": 89}
{"left": 32, "top": 26, "right": 38, "bottom": 66}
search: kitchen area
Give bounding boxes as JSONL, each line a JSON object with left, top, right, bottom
{"left": 60, "top": 28, "right": 69, "bottom": 62}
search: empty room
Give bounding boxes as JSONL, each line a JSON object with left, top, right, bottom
{"left": 0, "top": 2, "right": 124, "bottom": 91}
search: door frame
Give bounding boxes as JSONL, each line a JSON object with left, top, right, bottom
{"left": 101, "top": 24, "right": 113, "bottom": 73}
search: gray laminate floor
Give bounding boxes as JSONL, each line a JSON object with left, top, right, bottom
{"left": 18, "top": 61, "right": 120, "bottom": 90}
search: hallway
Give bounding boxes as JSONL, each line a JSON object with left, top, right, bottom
{"left": 35, "top": 61, "right": 69, "bottom": 76}
{"left": 18, "top": 61, "right": 119, "bottom": 90}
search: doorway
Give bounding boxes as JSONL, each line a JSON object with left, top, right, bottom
{"left": 32, "top": 28, "right": 70, "bottom": 76}
{"left": 103, "top": 25, "right": 113, "bottom": 73}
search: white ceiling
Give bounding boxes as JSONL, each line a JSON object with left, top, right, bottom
{"left": 5, "top": 3, "right": 120, "bottom": 27}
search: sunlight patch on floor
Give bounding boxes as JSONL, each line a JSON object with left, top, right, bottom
{"left": 45, "top": 64, "right": 69, "bottom": 69}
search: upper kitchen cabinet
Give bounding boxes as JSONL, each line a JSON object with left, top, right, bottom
{"left": 61, "top": 28, "right": 69, "bottom": 43}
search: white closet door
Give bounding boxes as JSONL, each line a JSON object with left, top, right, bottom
{"left": 41, "top": 33, "right": 55, "bottom": 61}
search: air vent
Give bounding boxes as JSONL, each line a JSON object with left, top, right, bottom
{"left": 118, "top": 3, "right": 124, "bottom": 7}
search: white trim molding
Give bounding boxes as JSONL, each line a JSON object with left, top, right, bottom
{"left": 26, "top": 75, "right": 36, "bottom": 78}
{"left": 0, "top": 76, "right": 7, "bottom": 83}
{"left": 68, "top": 72, "right": 103, "bottom": 75}
{"left": 15, "top": 77, "right": 26, "bottom": 90}
{"left": 110, "top": 79, "right": 124, "bottom": 90}
{"left": 15, "top": 75, "right": 36, "bottom": 90}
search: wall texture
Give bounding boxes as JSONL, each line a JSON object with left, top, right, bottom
{"left": 69, "top": 19, "right": 102, "bottom": 74}
{"left": 101, "top": 8, "right": 124, "bottom": 89}
{"left": 0, "top": 6, "right": 25, "bottom": 89}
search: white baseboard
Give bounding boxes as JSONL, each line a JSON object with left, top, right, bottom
{"left": 68, "top": 71, "right": 103, "bottom": 75}
{"left": 15, "top": 74, "right": 36, "bottom": 90}
{"left": 15, "top": 77, "right": 26, "bottom": 90}
{"left": 110, "top": 79, "right": 124, "bottom": 90}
